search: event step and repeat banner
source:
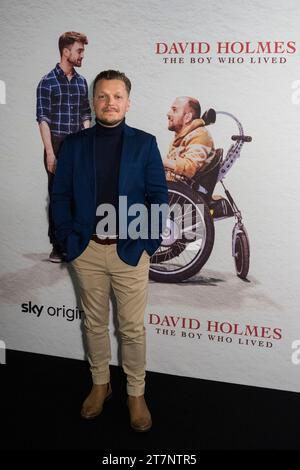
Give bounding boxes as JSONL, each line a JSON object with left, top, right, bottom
{"left": 1, "top": 0, "right": 300, "bottom": 392}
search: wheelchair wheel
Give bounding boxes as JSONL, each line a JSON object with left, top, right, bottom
{"left": 149, "top": 181, "right": 214, "bottom": 283}
{"left": 234, "top": 231, "right": 250, "bottom": 279}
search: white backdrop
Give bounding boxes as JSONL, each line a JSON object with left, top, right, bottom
{"left": 1, "top": 0, "right": 300, "bottom": 392}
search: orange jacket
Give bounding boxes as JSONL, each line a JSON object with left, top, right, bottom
{"left": 166, "top": 118, "right": 215, "bottom": 180}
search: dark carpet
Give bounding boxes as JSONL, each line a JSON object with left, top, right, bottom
{"left": 1, "top": 350, "right": 300, "bottom": 451}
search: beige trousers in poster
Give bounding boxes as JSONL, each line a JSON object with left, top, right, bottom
{"left": 70, "top": 240, "right": 150, "bottom": 396}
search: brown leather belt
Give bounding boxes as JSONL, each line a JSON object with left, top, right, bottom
{"left": 91, "top": 234, "right": 118, "bottom": 245}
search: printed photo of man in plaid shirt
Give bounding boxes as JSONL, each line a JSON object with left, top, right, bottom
{"left": 36, "top": 31, "right": 92, "bottom": 262}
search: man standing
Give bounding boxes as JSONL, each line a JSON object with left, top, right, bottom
{"left": 51, "top": 70, "right": 168, "bottom": 432}
{"left": 36, "top": 31, "right": 92, "bottom": 262}
{"left": 163, "top": 96, "right": 215, "bottom": 181}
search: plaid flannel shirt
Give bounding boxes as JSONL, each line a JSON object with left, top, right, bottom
{"left": 36, "top": 63, "right": 91, "bottom": 136}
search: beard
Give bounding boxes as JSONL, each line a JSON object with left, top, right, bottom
{"left": 68, "top": 57, "right": 82, "bottom": 67}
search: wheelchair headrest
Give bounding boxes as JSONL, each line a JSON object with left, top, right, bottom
{"left": 201, "top": 108, "right": 216, "bottom": 126}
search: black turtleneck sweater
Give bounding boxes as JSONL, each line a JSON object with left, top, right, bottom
{"left": 94, "top": 118, "right": 125, "bottom": 237}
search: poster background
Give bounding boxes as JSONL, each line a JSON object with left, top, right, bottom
{"left": 1, "top": 0, "right": 300, "bottom": 392}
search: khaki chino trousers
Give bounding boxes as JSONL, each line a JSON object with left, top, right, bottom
{"left": 71, "top": 240, "right": 150, "bottom": 396}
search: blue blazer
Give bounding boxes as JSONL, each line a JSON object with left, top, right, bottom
{"left": 51, "top": 123, "right": 169, "bottom": 266}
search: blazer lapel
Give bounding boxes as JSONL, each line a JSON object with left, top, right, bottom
{"left": 84, "top": 125, "right": 97, "bottom": 205}
{"left": 119, "top": 124, "right": 136, "bottom": 195}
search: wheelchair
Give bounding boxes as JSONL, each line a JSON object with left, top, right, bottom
{"left": 149, "top": 110, "right": 252, "bottom": 283}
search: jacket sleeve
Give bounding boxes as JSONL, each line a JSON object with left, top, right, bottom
{"left": 50, "top": 137, "right": 74, "bottom": 250}
{"left": 174, "top": 130, "right": 214, "bottom": 178}
{"left": 145, "top": 136, "right": 169, "bottom": 251}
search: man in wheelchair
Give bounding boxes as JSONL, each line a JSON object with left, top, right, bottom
{"left": 151, "top": 105, "right": 250, "bottom": 282}
{"left": 163, "top": 97, "right": 226, "bottom": 205}
{"left": 163, "top": 96, "right": 215, "bottom": 184}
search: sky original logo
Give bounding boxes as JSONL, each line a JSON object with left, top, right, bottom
{"left": 21, "top": 301, "right": 43, "bottom": 317}
{"left": 21, "top": 302, "right": 84, "bottom": 322}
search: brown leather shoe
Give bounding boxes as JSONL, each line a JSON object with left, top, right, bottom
{"left": 81, "top": 383, "right": 112, "bottom": 419}
{"left": 127, "top": 395, "right": 152, "bottom": 432}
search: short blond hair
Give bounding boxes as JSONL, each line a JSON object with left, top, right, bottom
{"left": 93, "top": 70, "right": 132, "bottom": 96}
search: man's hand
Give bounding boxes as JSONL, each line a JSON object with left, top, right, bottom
{"left": 46, "top": 152, "right": 57, "bottom": 174}
{"left": 163, "top": 158, "right": 176, "bottom": 171}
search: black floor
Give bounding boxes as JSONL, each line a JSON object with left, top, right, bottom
{"left": 1, "top": 350, "right": 300, "bottom": 451}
